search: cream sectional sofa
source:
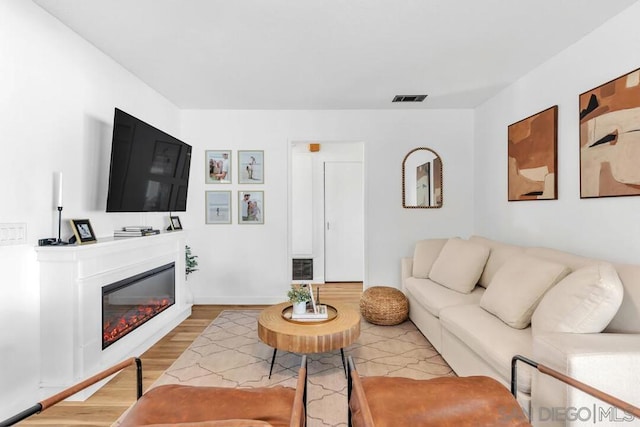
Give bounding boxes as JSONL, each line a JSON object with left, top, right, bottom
{"left": 401, "top": 235, "right": 640, "bottom": 426}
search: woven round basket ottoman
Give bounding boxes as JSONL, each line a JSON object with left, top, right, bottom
{"left": 360, "top": 286, "right": 409, "bottom": 326}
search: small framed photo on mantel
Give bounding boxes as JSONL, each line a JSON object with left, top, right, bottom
{"left": 70, "top": 218, "right": 97, "bottom": 245}
{"left": 168, "top": 216, "right": 182, "bottom": 230}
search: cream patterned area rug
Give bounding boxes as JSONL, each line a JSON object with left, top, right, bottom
{"left": 136, "top": 310, "right": 454, "bottom": 427}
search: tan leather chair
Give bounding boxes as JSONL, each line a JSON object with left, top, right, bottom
{"left": 2, "top": 356, "right": 307, "bottom": 427}
{"left": 347, "top": 356, "right": 529, "bottom": 427}
{"left": 347, "top": 355, "right": 640, "bottom": 427}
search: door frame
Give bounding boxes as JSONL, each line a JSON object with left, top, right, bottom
{"left": 287, "top": 140, "right": 367, "bottom": 285}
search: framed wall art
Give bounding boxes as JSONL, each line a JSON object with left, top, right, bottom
{"left": 205, "top": 150, "right": 231, "bottom": 184}
{"left": 70, "top": 219, "right": 97, "bottom": 244}
{"left": 238, "top": 150, "right": 264, "bottom": 184}
{"left": 205, "top": 191, "right": 231, "bottom": 224}
{"left": 507, "top": 105, "right": 558, "bottom": 201}
{"left": 238, "top": 191, "right": 264, "bottom": 224}
{"left": 580, "top": 67, "right": 640, "bottom": 198}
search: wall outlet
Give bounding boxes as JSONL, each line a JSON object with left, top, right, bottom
{"left": 0, "top": 223, "right": 27, "bottom": 245}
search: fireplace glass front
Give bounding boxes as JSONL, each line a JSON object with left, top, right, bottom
{"left": 102, "top": 262, "right": 175, "bottom": 349}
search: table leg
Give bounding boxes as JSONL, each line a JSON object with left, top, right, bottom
{"left": 269, "top": 348, "right": 277, "bottom": 379}
{"left": 341, "top": 348, "right": 347, "bottom": 378}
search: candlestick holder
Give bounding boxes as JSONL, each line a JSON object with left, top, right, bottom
{"left": 51, "top": 206, "right": 69, "bottom": 246}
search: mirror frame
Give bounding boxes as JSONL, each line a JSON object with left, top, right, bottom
{"left": 402, "top": 147, "right": 443, "bottom": 209}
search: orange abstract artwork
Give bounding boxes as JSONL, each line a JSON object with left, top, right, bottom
{"left": 580, "top": 68, "right": 640, "bottom": 198}
{"left": 508, "top": 106, "right": 558, "bottom": 201}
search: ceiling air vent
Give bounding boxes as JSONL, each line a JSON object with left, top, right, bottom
{"left": 392, "top": 94, "right": 428, "bottom": 103}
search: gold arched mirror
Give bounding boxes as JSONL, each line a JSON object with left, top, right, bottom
{"left": 402, "top": 147, "right": 443, "bottom": 208}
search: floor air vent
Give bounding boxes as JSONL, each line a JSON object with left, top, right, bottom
{"left": 292, "top": 258, "right": 313, "bottom": 281}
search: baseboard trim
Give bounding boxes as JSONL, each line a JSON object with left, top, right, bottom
{"left": 193, "top": 297, "right": 284, "bottom": 305}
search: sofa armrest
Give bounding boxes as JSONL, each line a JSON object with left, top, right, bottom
{"left": 401, "top": 257, "right": 413, "bottom": 291}
{"left": 532, "top": 333, "right": 640, "bottom": 426}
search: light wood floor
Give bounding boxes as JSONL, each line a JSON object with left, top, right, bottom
{"left": 18, "top": 283, "right": 362, "bottom": 426}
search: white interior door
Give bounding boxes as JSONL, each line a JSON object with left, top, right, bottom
{"left": 324, "top": 161, "right": 364, "bottom": 282}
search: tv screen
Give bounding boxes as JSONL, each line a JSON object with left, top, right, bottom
{"left": 106, "top": 108, "right": 192, "bottom": 212}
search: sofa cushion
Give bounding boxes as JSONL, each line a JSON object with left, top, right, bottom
{"left": 439, "top": 304, "right": 534, "bottom": 393}
{"left": 404, "top": 277, "right": 484, "bottom": 318}
{"left": 480, "top": 254, "right": 570, "bottom": 329}
{"left": 412, "top": 238, "right": 448, "bottom": 278}
{"left": 428, "top": 238, "right": 490, "bottom": 293}
{"left": 532, "top": 262, "right": 623, "bottom": 335}
{"left": 524, "top": 246, "right": 594, "bottom": 271}
{"left": 469, "top": 236, "right": 525, "bottom": 288}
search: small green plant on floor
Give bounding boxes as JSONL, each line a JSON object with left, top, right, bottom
{"left": 287, "top": 284, "right": 311, "bottom": 303}
{"left": 185, "top": 245, "right": 198, "bottom": 276}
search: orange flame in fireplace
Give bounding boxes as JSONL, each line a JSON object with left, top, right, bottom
{"left": 103, "top": 298, "right": 172, "bottom": 347}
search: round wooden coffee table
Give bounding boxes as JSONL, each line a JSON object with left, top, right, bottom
{"left": 258, "top": 301, "right": 360, "bottom": 377}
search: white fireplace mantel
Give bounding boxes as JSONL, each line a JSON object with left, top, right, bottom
{"left": 35, "top": 231, "right": 192, "bottom": 399}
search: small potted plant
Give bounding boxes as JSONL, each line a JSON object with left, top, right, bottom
{"left": 185, "top": 245, "right": 198, "bottom": 278}
{"left": 287, "top": 284, "right": 311, "bottom": 314}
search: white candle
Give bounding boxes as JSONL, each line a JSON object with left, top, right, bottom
{"left": 55, "top": 172, "right": 63, "bottom": 207}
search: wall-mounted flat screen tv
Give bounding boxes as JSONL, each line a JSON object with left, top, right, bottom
{"left": 106, "top": 108, "right": 192, "bottom": 212}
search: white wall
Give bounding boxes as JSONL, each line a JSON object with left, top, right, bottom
{"left": 0, "top": 246, "right": 38, "bottom": 421}
{"left": 474, "top": 2, "right": 640, "bottom": 263}
{"left": 0, "top": 0, "right": 181, "bottom": 419}
{"left": 180, "top": 109, "right": 475, "bottom": 304}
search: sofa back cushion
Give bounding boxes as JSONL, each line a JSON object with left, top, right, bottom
{"left": 525, "top": 246, "right": 640, "bottom": 333}
{"left": 469, "top": 236, "right": 525, "bottom": 288}
{"left": 524, "top": 247, "right": 594, "bottom": 271}
{"left": 428, "top": 238, "right": 490, "bottom": 293}
{"left": 412, "top": 238, "right": 448, "bottom": 278}
{"left": 532, "top": 262, "right": 623, "bottom": 335}
{"left": 480, "top": 254, "right": 570, "bottom": 329}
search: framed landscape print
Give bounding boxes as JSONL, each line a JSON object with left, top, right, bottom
{"left": 205, "top": 150, "right": 231, "bottom": 184}
{"left": 205, "top": 191, "right": 231, "bottom": 224}
{"left": 238, "top": 150, "right": 264, "bottom": 184}
{"left": 507, "top": 105, "right": 558, "bottom": 201}
{"left": 238, "top": 191, "right": 264, "bottom": 224}
{"left": 580, "top": 67, "right": 640, "bottom": 198}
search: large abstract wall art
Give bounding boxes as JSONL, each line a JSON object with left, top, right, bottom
{"left": 580, "top": 68, "right": 640, "bottom": 198}
{"left": 508, "top": 105, "right": 558, "bottom": 201}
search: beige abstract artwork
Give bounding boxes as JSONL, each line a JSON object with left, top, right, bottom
{"left": 508, "top": 105, "right": 558, "bottom": 201}
{"left": 580, "top": 68, "right": 640, "bottom": 198}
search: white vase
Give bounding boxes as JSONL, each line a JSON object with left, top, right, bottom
{"left": 293, "top": 301, "right": 307, "bottom": 314}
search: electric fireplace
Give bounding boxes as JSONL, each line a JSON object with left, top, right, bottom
{"left": 102, "top": 262, "right": 175, "bottom": 349}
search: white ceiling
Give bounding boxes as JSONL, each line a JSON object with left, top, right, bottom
{"left": 33, "top": 0, "right": 639, "bottom": 109}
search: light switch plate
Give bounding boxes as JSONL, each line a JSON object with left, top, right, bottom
{"left": 0, "top": 223, "right": 27, "bottom": 245}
